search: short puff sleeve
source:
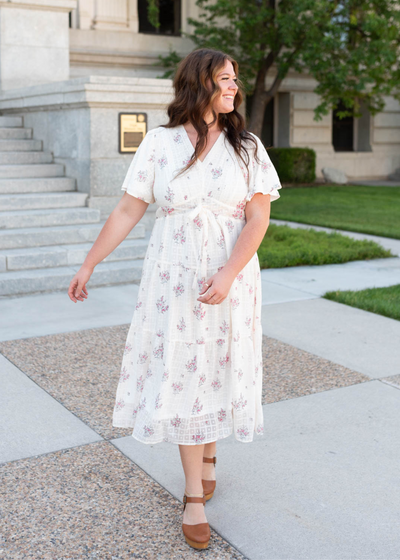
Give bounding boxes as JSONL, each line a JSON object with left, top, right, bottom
{"left": 121, "top": 130, "right": 156, "bottom": 204}
{"left": 246, "top": 133, "right": 282, "bottom": 203}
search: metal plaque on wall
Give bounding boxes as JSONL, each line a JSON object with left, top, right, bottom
{"left": 119, "top": 113, "right": 147, "bottom": 153}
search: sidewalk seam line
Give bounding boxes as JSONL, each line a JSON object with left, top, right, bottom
{"left": 0, "top": 351, "right": 106, "bottom": 441}
{"left": 0, "top": 439, "right": 105, "bottom": 468}
{"left": 379, "top": 379, "right": 400, "bottom": 391}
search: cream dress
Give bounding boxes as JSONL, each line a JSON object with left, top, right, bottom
{"left": 112, "top": 124, "right": 282, "bottom": 445}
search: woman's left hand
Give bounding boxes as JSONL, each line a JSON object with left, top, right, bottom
{"left": 197, "top": 269, "right": 236, "bottom": 305}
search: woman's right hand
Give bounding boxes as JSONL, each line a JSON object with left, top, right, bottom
{"left": 68, "top": 265, "right": 93, "bottom": 303}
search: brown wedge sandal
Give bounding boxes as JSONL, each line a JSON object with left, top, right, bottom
{"left": 202, "top": 456, "right": 216, "bottom": 501}
{"left": 182, "top": 492, "right": 210, "bottom": 549}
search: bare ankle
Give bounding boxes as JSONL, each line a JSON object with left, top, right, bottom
{"left": 185, "top": 485, "right": 204, "bottom": 496}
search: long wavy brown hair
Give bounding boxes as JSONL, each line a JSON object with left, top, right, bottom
{"left": 161, "top": 48, "right": 260, "bottom": 180}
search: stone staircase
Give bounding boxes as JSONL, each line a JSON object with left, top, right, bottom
{"left": 0, "top": 115, "right": 149, "bottom": 298}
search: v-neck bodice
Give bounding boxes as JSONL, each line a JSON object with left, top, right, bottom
{"left": 180, "top": 124, "right": 226, "bottom": 165}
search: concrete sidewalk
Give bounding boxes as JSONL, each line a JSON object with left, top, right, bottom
{"left": 1, "top": 234, "right": 399, "bottom": 558}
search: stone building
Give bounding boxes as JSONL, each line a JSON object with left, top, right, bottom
{"left": 0, "top": 0, "right": 398, "bottom": 296}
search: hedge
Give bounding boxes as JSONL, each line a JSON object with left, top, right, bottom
{"left": 267, "top": 147, "right": 316, "bottom": 184}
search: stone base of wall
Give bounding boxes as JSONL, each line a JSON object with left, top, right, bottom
{"left": 316, "top": 150, "right": 400, "bottom": 181}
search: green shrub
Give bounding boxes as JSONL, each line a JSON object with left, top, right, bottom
{"left": 268, "top": 147, "right": 316, "bottom": 183}
{"left": 257, "top": 224, "right": 393, "bottom": 268}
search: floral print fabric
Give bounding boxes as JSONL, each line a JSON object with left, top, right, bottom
{"left": 112, "top": 124, "right": 282, "bottom": 445}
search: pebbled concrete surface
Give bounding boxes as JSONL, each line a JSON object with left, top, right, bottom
{"left": 0, "top": 440, "right": 246, "bottom": 560}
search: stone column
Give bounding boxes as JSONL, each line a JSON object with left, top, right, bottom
{"left": 127, "top": 0, "right": 139, "bottom": 32}
{"left": 92, "top": 0, "right": 129, "bottom": 30}
{"left": 0, "top": 0, "right": 77, "bottom": 91}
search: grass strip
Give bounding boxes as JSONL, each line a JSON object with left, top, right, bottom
{"left": 258, "top": 224, "right": 393, "bottom": 269}
{"left": 323, "top": 284, "right": 400, "bottom": 321}
{"left": 270, "top": 185, "right": 400, "bottom": 239}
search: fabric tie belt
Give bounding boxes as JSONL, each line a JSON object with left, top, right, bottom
{"left": 185, "top": 203, "right": 228, "bottom": 291}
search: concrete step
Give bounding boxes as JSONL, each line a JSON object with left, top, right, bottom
{"left": 0, "top": 192, "right": 88, "bottom": 211}
{"left": 0, "top": 116, "right": 23, "bottom": 127}
{"left": 0, "top": 127, "right": 32, "bottom": 140}
{"left": 0, "top": 151, "right": 53, "bottom": 165}
{"left": 0, "top": 221, "right": 146, "bottom": 250}
{"left": 0, "top": 177, "right": 76, "bottom": 194}
{"left": 0, "top": 207, "right": 101, "bottom": 229}
{"left": 0, "top": 238, "right": 149, "bottom": 271}
{"left": 0, "top": 258, "right": 146, "bottom": 297}
{"left": 0, "top": 139, "right": 42, "bottom": 151}
{"left": 0, "top": 163, "right": 65, "bottom": 178}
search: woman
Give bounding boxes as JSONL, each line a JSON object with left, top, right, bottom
{"left": 68, "top": 48, "right": 282, "bottom": 550}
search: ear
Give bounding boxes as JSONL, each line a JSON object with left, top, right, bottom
{"left": 205, "top": 77, "right": 213, "bottom": 93}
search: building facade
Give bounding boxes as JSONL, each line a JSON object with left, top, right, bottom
{"left": 67, "top": 0, "right": 400, "bottom": 181}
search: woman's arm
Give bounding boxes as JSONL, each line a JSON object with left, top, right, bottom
{"left": 81, "top": 193, "right": 149, "bottom": 270}
{"left": 222, "top": 193, "right": 271, "bottom": 279}
{"left": 67, "top": 193, "right": 149, "bottom": 302}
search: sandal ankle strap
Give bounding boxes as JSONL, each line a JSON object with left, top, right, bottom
{"left": 183, "top": 494, "right": 206, "bottom": 509}
{"left": 203, "top": 456, "right": 217, "bottom": 465}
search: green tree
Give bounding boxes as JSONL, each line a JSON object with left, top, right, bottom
{"left": 153, "top": 0, "right": 400, "bottom": 137}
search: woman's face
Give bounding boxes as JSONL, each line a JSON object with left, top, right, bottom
{"left": 208, "top": 59, "right": 238, "bottom": 115}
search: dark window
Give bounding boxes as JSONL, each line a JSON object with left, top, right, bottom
{"left": 138, "top": 0, "right": 181, "bottom": 36}
{"left": 69, "top": 11, "right": 72, "bottom": 28}
{"left": 332, "top": 100, "right": 354, "bottom": 151}
{"left": 246, "top": 94, "right": 275, "bottom": 147}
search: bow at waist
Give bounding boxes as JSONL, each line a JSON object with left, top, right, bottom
{"left": 185, "top": 204, "right": 218, "bottom": 290}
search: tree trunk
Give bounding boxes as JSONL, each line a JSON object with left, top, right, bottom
{"left": 248, "top": 92, "right": 273, "bottom": 137}
{"left": 248, "top": 68, "right": 283, "bottom": 137}
{"left": 247, "top": 51, "right": 275, "bottom": 136}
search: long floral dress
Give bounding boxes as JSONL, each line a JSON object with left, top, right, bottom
{"left": 112, "top": 124, "right": 282, "bottom": 445}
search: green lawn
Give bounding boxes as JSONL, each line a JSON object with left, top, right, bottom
{"left": 270, "top": 185, "right": 400, "bottom": 239}
{"left": 258, "top": 224, "right": 393, "bottom": 269}
{"left": 324, "top": 284, "right": 400, "bottom": 321}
